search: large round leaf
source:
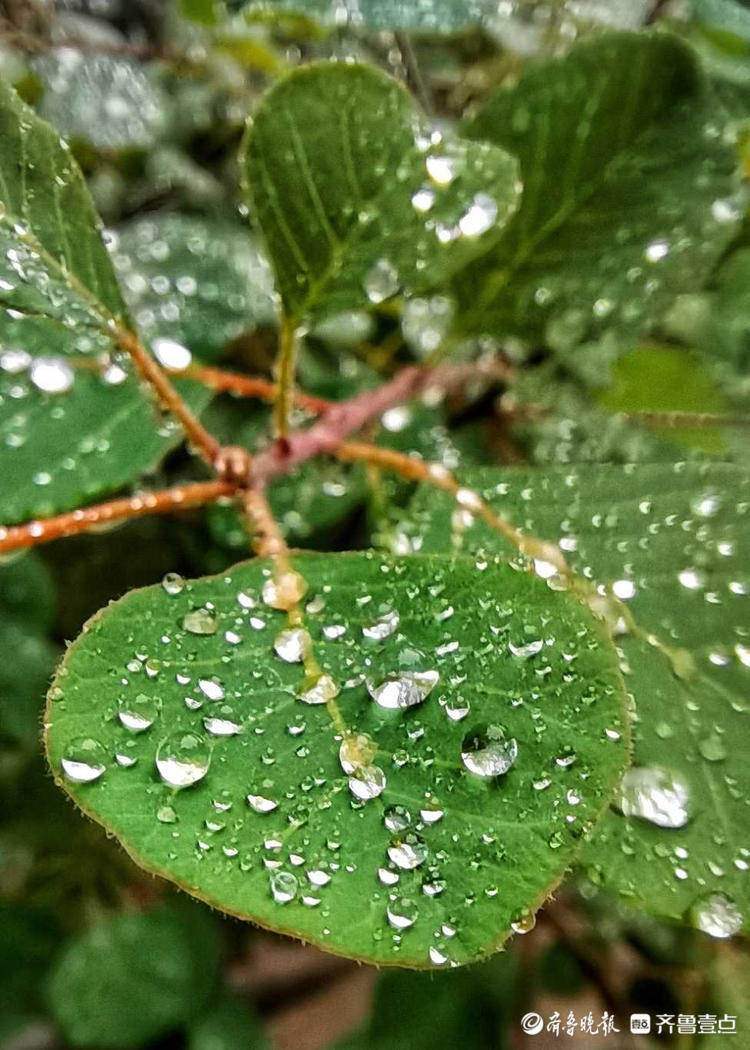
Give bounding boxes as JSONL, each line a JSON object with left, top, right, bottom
{"left": 45, "top": 552, "right": 628, "bottom": 967}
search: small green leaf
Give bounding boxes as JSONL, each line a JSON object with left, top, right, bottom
{"left": 456, "top": 33, "right": 741, "bottom": 350}
{"left": 407, "top": 463, "right": 750, "bottom": 931}
{"left": 0, "top": 554, "right": 57, "bottom": 744}
{"left": 242, "top": 62, "right": 521, "bottom": 324}
{"left": 46, "top": 551, "right": 627, "bottom": 967}
{"left": 47, "top": 906, "right": 221, "bottom": 1048}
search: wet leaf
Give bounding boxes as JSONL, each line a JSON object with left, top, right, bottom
{"left": 407, "top": 463, "right": 750, "bottom": 931}
{"left": 0, "top": 79, "right": 264, "bottom": 523}
{"left": 455, "top": 33, "right": 741, "bottom": 351}
{"left": 47, "top": 906, "right": 220, "bottom": 1048}
{"left": 34, "top": 51, "right": 169, "bottom": 151}
{"left": 242, "top": 62, "right": 521, "bottom": 324}
{"left": 243, "top": 0, "right": 648, "bottom": 35}
{"left": 46, "top": 551, "right": 627, "bottom": 967}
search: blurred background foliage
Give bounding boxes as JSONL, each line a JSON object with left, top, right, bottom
{"left": 0, "top": 0, "right": 749, "bottom": 1047}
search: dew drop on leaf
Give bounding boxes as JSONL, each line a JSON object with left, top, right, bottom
{"left": 616, "top": 766, "right": 690, "bottom": 829}
{"left": 692, "top": 893, "right": 743, "bottom": 939}
{"left": 460, "top": 724, "right": 518, "bottom": 777}
{"left": 155, "top": 732, "right": 210, "bottom": 788}
{"left": 60, "top": 737, "right": 107, "bottom": 783}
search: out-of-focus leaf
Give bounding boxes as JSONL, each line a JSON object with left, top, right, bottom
{"left": 112, "top": 213, "right": 276, "bottom": 359}
{"left": 47, "top": 907, "right": 220, "bottom": 1048}
{"left": 46, "top": 551, "right": 627, "bottom": 967}
{"left": 0, "top": 555, "right": 57, "bottom": 744}
{"left": 33, "top": 51, "right": 169, "bottom": 151}
{"left": 189, "top": 996, "right": 269, "bottom": 1050}
{"left": 456, "top": 33, "right": 741, "bottom": 351}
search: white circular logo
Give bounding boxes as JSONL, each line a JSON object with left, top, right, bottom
{"left": 521, "top": 1012, "right": 544, "bottom": 1035}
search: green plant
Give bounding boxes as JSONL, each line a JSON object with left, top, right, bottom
{"left": 1, "top": 5, "right": 748, "bottom": 991}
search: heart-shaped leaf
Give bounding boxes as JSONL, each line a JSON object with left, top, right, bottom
{"left": 455, "top": 33, "right": 741, "bottom": 350}
{"left": 242, "top": 62, "right": 521, "bottom": 324}
{"left": 406, "top": 463, "right": 750, "bottom": 934}
{"left": 46, "top": 551, "right": 627, "bottom": 967}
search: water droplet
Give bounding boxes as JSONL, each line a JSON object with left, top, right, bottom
{"left": 349, "top": 764, "right": 386, "bottom": 800}
{"left": 339, "top": 733, "right": 376, "bottom": 774}
{"left": 30, "top": 357, "right": 74, "bottom": 394}
{"left": 458, "top": 193, "right": 498, "bottom": 237}
{"left": 460, "top": 724, "right": 518, "bottom": 777}
{"left": 118, "top": 693, "right": 158, "bottom": 732}
{"left": 274, "top": 627, "right": 311, "bottom": 663}
{"left": 387, "top": 834, "right": 428, "bottom": 870}
{"left": 386, "top": 896, "right": 418, "bottom": 930}
{"left": 262, "top": 570, "right": 307, "bottom": 611}
{"left": 247, "top": 793, "right": 278, "bottom": 814}
{"left": 60, "top": 737, "right": 107, "bottom": 783}
{"left": 298, "top": 673, "right": 339, "bottom": 706}
{"left": 161, "top": 572, "right": 184, "bottom": 596}
{"left": 617, "top": 766, "right": 689, "bottom": 828}
{"left": 362, "top": 605, "right": 400, "bottom": 641}
{"left": 152, "top": 337, "right": 191, "bottom": 370}
{"left": 508, "top": 639, "right": 543, "bottom": 659}
{"left": 270, "top": 870, "right": 298, "bottom": 904}
{"left": 692, "top": 893, "right": 742, "bottom": 938}
{"left": 383, "top": 805, "right": 411, "bottom": 832}
{"left": 203, "top": 716, "right": 242, "bottom": 736}
{"left": 183, "top": 608, "right": 217, "bottom": 635}
{"left": 155, "top": 732, "right": 210, "bottom": 788}
{"left": 367, "top": 670, "right": 439, "bottom": 710}
{"left": 364, "top": 258, "right": 400, "bottom": 304}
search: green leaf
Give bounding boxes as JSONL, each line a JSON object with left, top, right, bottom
{"left": 46, "top": 551, "right": 627, "bottom": 967}
{"left": 189, "top": 996, "right": 269, "bottom": 1050}
{"left": 33, "top": 53, "right": 169, "bottom": 151}
{"left": 336, "top": 953, "right": 515, "bottom": 1050}
{"left": 407, "top": 463, "right": 750, "bottom": 931}
{"left": 0, "top": 77, "right": 266, "bottom": 524}
{"left": 47, "top": 906, "right": 220, "bottom": 1048}
{"left": 0, "top": 554, "right": 57, "bottom": 744}
{"left": 243, "top": 0, "right": 648, "bottom": 35}
{"left": 455, "top": 33, "right": 741, "bottom": 350}
{"left": 702, "top": 247, "right": 750, "bottom": 370}
{"left": 242, "top": 62, "right": 521, "bottom": 324}
{"left": 112, "top": 213, "right": 277, "bottom": 359}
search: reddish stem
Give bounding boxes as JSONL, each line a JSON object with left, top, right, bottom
{"left": 0, "top": 481, "right": 234, "bottom": 554}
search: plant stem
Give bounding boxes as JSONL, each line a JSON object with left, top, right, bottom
{"left": 334, "top": 440, "right": 568, "bottom": 572}
{"left": 274, "top": 317, "right": 299, "bottom": 439}
{"left": 242, "top": 488, "right": 288, "bottom": 558}
{"left": 115, "top": 329, "right": 222, "bottom": 466}
{"left": 174, "top": 363, "right": 332, "bottom": 414}
{"left": 0, "top": 481, "right": 234, "bottom": 553}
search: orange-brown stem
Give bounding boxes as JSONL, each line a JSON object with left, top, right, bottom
{"left": 174, "top": 363, "right": 332, "bottom": 415}
{"left": 116, "top": 329, "right": 222, "bottom": 466}
{"left": 0, "top": 481, "right": 234, "bottom": 554}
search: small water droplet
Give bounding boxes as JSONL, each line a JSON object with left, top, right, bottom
{"left": 460, "top": 724, "right": 518, "bottom": 777}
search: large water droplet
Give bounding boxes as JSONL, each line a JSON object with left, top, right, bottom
{"left": 386, "top": 896, "right": 418, "bottom": 930}
{"left": 182, "top": 608, "right": 217, "bottom": 635}
{"left": 118, "top": 693, "right": 158, "bottom": 732}
{"left": 60, "top": 737, "right": 107, "bottom": 783}
{"left": 270, "top": 870, "right": 298, "bottom": 904}
{"left": 349, "top": 764, "right": 386, "bottom": 801}
{"left": 387, "top": 834, "right": 428, "bottom": 870}
{"left": 367, "top": 670, "right": 439, "bottom": 711}
{"left": 692, "top": 893, "right": 742, "bottom": 938}
{"left": 617, "top": 766, "right": 689, "bottom": 829}
{"left": 364, "top": 258, "right": 399, "bottom": 304}
{"left": 298, "top": 673, "right": 339, "bottom": 706}
{"left": 460, "top": 724, "right": 518, "bottom": 777}
{"left": 274, "top": 627, "right": 311, "bottom": 663}
{"left": 155, "top": 732, "right": 210, "bottom": 788}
